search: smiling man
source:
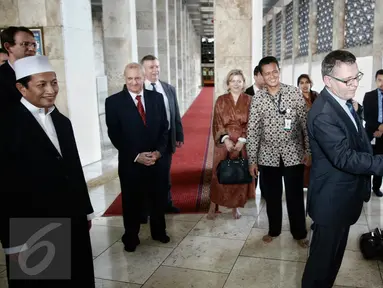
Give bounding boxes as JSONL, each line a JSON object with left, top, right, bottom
{"left": 0, "top": 55, "right": 95, "bottom": 286}
{"left": 302, "top": 51, "right": 383, "bottom": 287}
{"left": 141, "top": 55, "right": 184, "bottom": 214}
{"left": 247, "top": 56, "right": 310, "bottom": 248}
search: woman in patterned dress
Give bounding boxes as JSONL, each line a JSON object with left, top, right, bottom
{"left": 207, "top": 69, "right": 256, "bottom": 220}
{"left": 297, "top": 74, "right": 318, "bottom": 188}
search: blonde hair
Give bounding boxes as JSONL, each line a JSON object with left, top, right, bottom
{"left": 123, "top": 62, "right": 145, "bottom": 76}
{"left": 225, "top": 69, "right": 246, "bottom": 92}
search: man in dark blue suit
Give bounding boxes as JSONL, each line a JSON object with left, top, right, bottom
{"left": 302, "top": 50, "right": 383, "bottom": 287}
{"left": 105, "top": 62, "right": 170, "bottom": 252}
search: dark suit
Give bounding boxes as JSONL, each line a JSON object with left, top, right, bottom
{"left": 302, "top": 88, "right": 383, "bottom": 287}
{"left": 105, "top": 86, "right": 169, "bottom": 245}
{"left": 0, "top": 62, "right": 22, "bottom": 109}
{"left": 245, "top": 85, "right": 255, "bottom": 96}
{"left": 0, "top": 102, "right": 95, "bottom": 287}
{"left": 363, "top": 89, "right": 383, "bottom": 191}
{"left": 158, "top": 81, "right": 184, "bottom": 206}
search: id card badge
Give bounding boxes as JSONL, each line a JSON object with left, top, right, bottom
{"left": 284, "top": 119, "right": 292, "bottom": 131}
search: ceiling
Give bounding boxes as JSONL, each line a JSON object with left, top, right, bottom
{"left": 91, "top": 0, "right": 280, "bottom": 38}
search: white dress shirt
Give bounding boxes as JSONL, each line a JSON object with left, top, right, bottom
{"left": 145, "top": 79, "right": 171, "bottom": 130}
{"left": 326, "top": 88, "right": 358, "bottom": 131}
{"left": 253, "top": 84, "right": 259, "bottom": 94}
{"left": 129, "top": 90, "right": 145, "bottom": 111}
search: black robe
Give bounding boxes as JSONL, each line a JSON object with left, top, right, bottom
{"left": 0, "top": 102, "right": 95, "bottom": 287}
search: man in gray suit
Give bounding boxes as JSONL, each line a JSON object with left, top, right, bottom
{"left": 141, "top": 55, "right": 184, "bottom": 213}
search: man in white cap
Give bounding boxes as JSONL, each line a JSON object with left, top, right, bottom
{"left": 0, "top": 55, "right": 95, "bottom": 287}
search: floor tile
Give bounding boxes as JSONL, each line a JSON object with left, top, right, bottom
{"left": 223, "top": 256, "right": 305, "bottom": 288}
{"left": 138, "top": 220, "right": 196, "bottom": 248}
{"left": 253, "top": 206, "right": 311, "bottom": 232}
{"left": 346, "top": 224, "right": 369, "bottom": 251}
{"left": 165, "top": 214, "right": 203, "bottom": 223}
{"left": 93, "top": 242, "right": 173, "bottom": 284}
{"left": 241, "top": 228, "right": 308, "bottom": 262}
{"left": 142, "top": 266, "right": 227, "bottom": 288}
{"left": 335, "top": 250, "right": 382, "bottom": 288}
{"left": 366, "top": 214, "right": 383, "bottom": 231}
{"left": 364, "top": 198, "right": 383, "bottom": 216}
{"left": 93, "top": 216, "right": 124, "bottom": 228}
{"left": 90, "top": 193, "right": 118, "bottom": 216}
{"left": 90, "top": 225, "right": 125, "bottom": 257}
{"left": 163, "top": 236, "right": 245, "bottom": 273}
{"left": 95, "top": 278, "right": 141, "bottom": 288}
{"left": 90, "top": 178, "right": 121, "bottom": 196}
{"left": 189, "top": 214, "right": 255, "bottom": 240}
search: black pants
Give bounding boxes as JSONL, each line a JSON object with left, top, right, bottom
{"left": 302, "top": 224, "right": 350, "bottom": 287}
{"left": 259, "top": 166, "right": 265, "bottom": 198}
{"left": 120, "top": 165, "right": 167, "bottom": 245}
{"left": 261, "top": 161, "right": 307, "bottom": 239}
{"left": 372, "top": 146, "right": 382, "bottom": 191}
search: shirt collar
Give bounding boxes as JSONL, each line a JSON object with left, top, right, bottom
{"left": 145, "top": 79, "right": 160, "bottom": 88}
{"left": 20, "top": 97, "right": 55, "bottom": 115}
{"left": 129, "top": 90, "right": 144, "bottom": 98}
{"left": 326, "top": 87, "right": 347, "bottom": 106}
{"left": 378, "top": 88, "right": 383, "bottom": 96}
{"left": 8, "top": 60, "right": 14, "bottom": 70}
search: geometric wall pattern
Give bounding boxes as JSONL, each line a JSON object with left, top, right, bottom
{"left": 298, "top": 0, "right": 309, "bottom": 56}
{"left": 316, "top": 0, "right": 334, "bottom": 53}
{"left": 285, "top": 1, "right": 294, "bottom": 59}
{"left": 267, "top": 20, "right": 273, "bottom": 56}
{"left": 344, "top": 0, "right": 375, "bottom": 48}
{"left": 263, "top": 25, "right": 266, "bottom": 57}
{"left": 276, "top": 11, "right": 282, "bottom": 60}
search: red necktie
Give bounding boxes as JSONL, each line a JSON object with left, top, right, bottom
{"left": 136, "top": 95, "right": 146, "bottom": 125}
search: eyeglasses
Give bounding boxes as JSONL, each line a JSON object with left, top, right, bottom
{"left": 327, "top": 72, "right": 364, "bottom": 87}
{"left": 17, "top": 42, "right": 37, "bottom": 49}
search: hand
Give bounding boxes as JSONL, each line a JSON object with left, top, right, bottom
{"left": 137, "top": 152, "right": 155, "bottom": 166}
{"left": 379, "top": 124, "right": 383, "bottom": 133}
{"left": 302, "top": 154, "right": 312, "bottom": 166}
{"left": 234, "top": 141, "right": 245, "bottom": 152}
{"left": 151, "top": 151, "right": 161, "bottom": 161}
{"left": 249, "top": 164, "right": 258, "bottom": 178}
{"left": 224, "top": 138, "right": 235, "bottom": 152}
{"left": 176, "top": 141, "right": 184, "bottom": 148}
{"left": 374, "top": 130, "right": 383, "bottom": 138}
{"left": 88, "top": 220, "right": 92, "bottom": 231}
{"left": 352, "top": 100, "right": 359, "bottom": 112}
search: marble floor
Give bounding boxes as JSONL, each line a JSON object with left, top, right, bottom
{"left": 1, "top": 179, "right": 383, "bottom": 287}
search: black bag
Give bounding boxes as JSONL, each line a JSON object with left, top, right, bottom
{"left": 359, "top": 227, "right": 383, "bottom": 260}
{"left": 216, "top": 152, "right": 253, "bottom": 185}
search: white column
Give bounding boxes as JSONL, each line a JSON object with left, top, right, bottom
{"left": 252, "top": 0, "right": 263, "bottom": 69}
{"left": 61, "top": 0, "right": 101, "bottom": 165}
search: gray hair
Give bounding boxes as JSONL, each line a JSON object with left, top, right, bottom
{"left": 123, "top": 62, "right": 145, "bottom": 76}
{"left": 321, "top": 50, "right": 356, "bottom": 78}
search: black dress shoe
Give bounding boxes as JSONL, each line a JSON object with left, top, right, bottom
{"left": 166, "top": 205, "right": 180, "bottom": 213}
{"left": 152, "top": 234, "right": 170, "bottom": 243}
{"left": 123, "top": 238, "right": 140, "bottom": 252}
{"left": 373, "top": 189, "right": 383, "bottom": 197}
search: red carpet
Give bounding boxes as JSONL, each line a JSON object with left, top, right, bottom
{"left": 103, "top": 87, "right": 214, "bottom": 216}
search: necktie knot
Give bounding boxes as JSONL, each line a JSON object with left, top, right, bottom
{"left": 136, "top": 95, "right": 142, "bottom": 101}
{"left": 346, "top": 100, "right": 358, "bottom": 120}
{"left": 151, "top": 83, "right": 157, "bottom": 92}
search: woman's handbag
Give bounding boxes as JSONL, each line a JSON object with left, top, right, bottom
{"left": 216, "top": 152, "right": 253, "bottom": 184}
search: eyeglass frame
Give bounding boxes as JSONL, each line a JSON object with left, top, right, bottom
{"left": 15, "top": 41, "right": 37, "bottom": 49}
{"left": 326, "top": 71, "right": 364, "bottom": 87}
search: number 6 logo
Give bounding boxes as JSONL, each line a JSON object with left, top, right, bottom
{"left": 18, "top": 223, "right": 62, "bottom": 276}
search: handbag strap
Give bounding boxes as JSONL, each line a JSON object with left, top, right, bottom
{"left": 226, "top": 150, "right": 244, "bottom": 159}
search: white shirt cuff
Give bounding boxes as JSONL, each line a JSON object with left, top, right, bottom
{"left": 134, "top": 153, "right": 140, "bottom": 162}
{"left": 3, "top": 244, "right": 28, "bottom": 255}
{"left": 221, "top": 135, "right": 229, "bottom": 143}
{"left": 238, "top": 137, "right": 247, "bottom": 143}
{"left": 87, "top": 213, "right": 95, "bottom": 221}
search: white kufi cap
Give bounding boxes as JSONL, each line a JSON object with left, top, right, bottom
{"left": 14, "top": 55, "right": 54, "bottom": 80}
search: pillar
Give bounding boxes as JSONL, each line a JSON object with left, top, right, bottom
{"left": 168, "top": 0, "right": 177, "bottom": 86}
{"left": 102, "top": 0, "right": 138, "bottom": 95}
{"left": 0, "top": 0, "right": 102, "bottom": 166}
{"left": 252, "top": 0, "right": 263, "bottom": 68}
{"left": 157, "top": 0, "right": 170, "bottom": 83}
{"left": 136, "top": 0, "right": 158, "bottom": 60}
{"left": 215, "top": 0, "right": 252, "bottom": 98}
{"left": 332, "top": 0, "right": 345, "bottom": 50}
{"left": 176, "top": 0, "right": 183, "bottom": 102}
{"left": 372, "top": 0, "right": 383, "bottom": 88}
